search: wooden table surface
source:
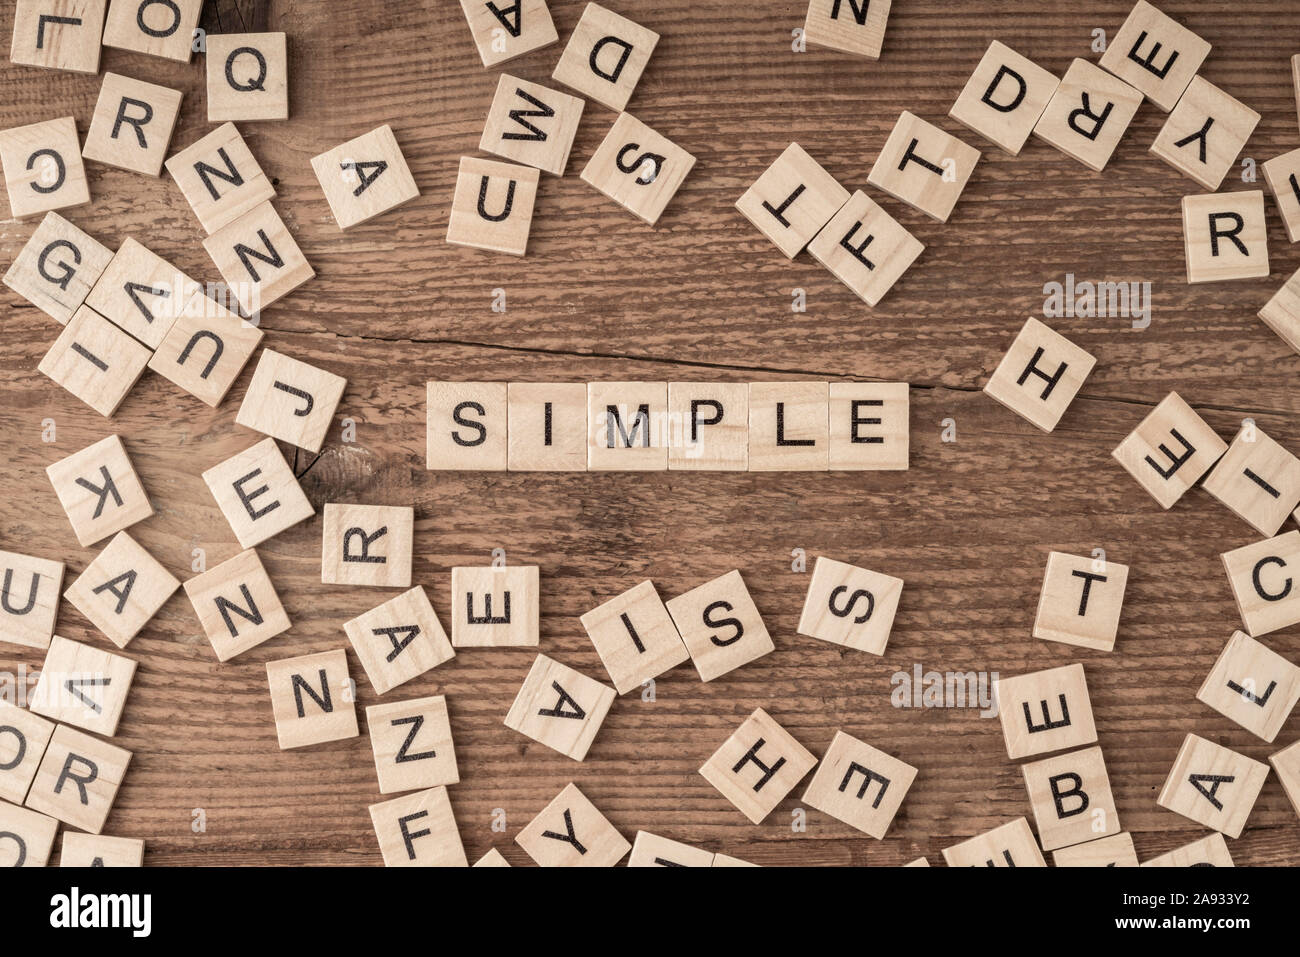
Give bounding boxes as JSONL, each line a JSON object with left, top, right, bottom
{"left": 3, "top": 0, "right": 1300, "bottom": 866}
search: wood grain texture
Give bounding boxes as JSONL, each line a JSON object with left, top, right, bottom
{"left": 3, "top": 0, "right": 1300, "bottom": 865}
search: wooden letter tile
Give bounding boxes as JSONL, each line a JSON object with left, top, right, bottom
{"left": 25, "top": 723, "right": 130, "bottom": 833}
{"left": 148, "top": 291, "right": 263, "bottom": 407}
{"left": 941, "top": 817, "right": 1046, "bottom": 867}
{"left": 312, "top": 125, "right": 420, "bottom": 230}
{"left": 1202, "top": 424, "right": 1300, "bottom": 535}
{"left": 0, "top": 549, "right": 63, "bottom": 651}
{"left": 665, "top": 569, "right": 774, "bottom": 682}
{"left": 699, "top": 708, "right": 817, "bottom": 824}
{"left": 995, "top": 662, "right": 1097, "bottom": 759}
{"left": 507, "top": 381, "right": 588, "bottom": 470}
{"left": 202, "top": 201, "right": 314, "bottom": 313}
{"left": 1259, "top": 266, "right": 1300, "bottom": 355}
{"left": 30, "top": 634, "right": 136, "bottom": 736}
{"left": 0, "top": 800, "right": 58, "bottom": 866}
{"left": 552, "top": 3, "right": 657, "bottom": 111}
{"left": 1032, "top": 59, "right": 1143, "bottom": 171}
{"left": 1021, "top": 745, "right": 1119, "bottom": 850}
{"left": 581, "top": 113, "right": 695, "bottom": 225}
{"left": 580, "top": 579, "right": 689, "bottom": 694}
{"left": 735, "top": 143, "right": 849, "bottom": 259}
{"left": 3, "top": 211, "right": 112, "bottom": 324}
{"left": 0, "top": 116, "right": 90, "bottom": 218}
{"left": 0, "top": 701, "right": 55, "bottom": 804}
{"left": 829, "top": 381, "right": 908, "bottom": 470}
{"left": 516, "top": 782, "right": 630, "bottom": 866}
{"left": 346, "top": 586, "right": 453, "bottom": 695}
{"left": 1197, "top": 630, "right": 1300, "bottom": 741}
{"left": 712, "top": 852, "right": 758, "bottom": 867}
{"left": 265, "top": 648, "right": 358, "bottom": 750}
{"left": 63, "top": 531, "right": 179, "bottom": 648}
{"left": 1097, "top": 0, "right": 1210, "bottom": 111}
{"left": 60, "top": 832, "right": 144, "bottom": 866}
{"left": 949, "top": 41, "right": 1060, "bottom": 155}
{"left": 1032, "top": 551, "right": 1128, "bottom": 652}
{"left": 85, "top": 237, "right": 195, "bottom": 348}
{"left": 587, "top": 381, "right": 668, "bottom": 470}
{"left": 983, "top": 316, "right": 1095, "bottom": 432}
{"left": 480, "top": 74, "right": 584, "bottom": 176}
{"left": 236, "top": 349, "right": 346, "bottom": 453}
{"left": 82, "top": 72, "right": 183, "bottom": 176}
{"left": 473, "top": 847, "right": 510, "bottom": 866}
{"left": 802, "top": 0, "right": 891, "bottom": 59}
{"left": 1052, "top": 831, "right": 1139, "bottom": 867}
{"left": 369, "top": 786, "right": 467, "bottom": 866}
{"left": 39, "top": 305, "right": 151, "bottom": 417}
{"left": 101, "top": 0, "right": 201, "bottom": 61}
{"left": 10, "top": 0, "right": 107, "bottom": 74}
{"left": 449, "top": 565, "right": 539, "bottom": 647}
{"left": 446, "top": 156, "right": 539, "bottom": 256}
{"left": 46, "top": 434, "right": 153, "bottom": 546}
{"left": 1142, "top": 832, "right": 1234, "bottom": 867}
{"left": 1157, "top": 733, "right": 1269, "bottom": 837}
{"left": 1271, "top": 737, "right": 1300, "bottom": 821}
{"left": 164, "top": 123, "right": 276, "bottom": 234}
{"left": 1112, "top": 391, "right": 1226, "bottom": 508}
{"left": 667, "top": 381, "right": 749, "bottom": 470}
{"left": 202, "top": 437, "right": 315, "bottom": 548}
{"left": 748, "top": 381, "right": 828, "bottom": 471}
{"left": 367, "top": 694, "right": 458, "bottom": 794}
{"left": 801, "top": 730, "right": 916, "bottom": 838}
{"left": 459, "top": 0, "right": 557, "bottom": 67}
{"left": 322, "top": 504, "right": 414, "bottom": 589}
{"left": 206, "top": 33, "right": 289, "bottom": 122}
{"left": 627, "top": 831, "right": 715, "bottom": 867}
{"left": 1221, "top": 530, "right": 1300, "bottom": 637}
{"left": 1263, "top": 148, "right": 1300, "bottom": 244}
{"left": 426, "top": 381, "right": 508, "bottom": 469}
{"left": 503, "top": 653, "right": 616, "bottom": 760}
{"left": 1182, "top": 190, "right": 1269, "bottom": 283}
{"left": 1150, "top": 76, "right": 1259, "bottom": 191}
{"left": 808, "top": 190, "right": 923, "bottom": 306}
{"left": 797, "top": 556, "right": 902, "bottom": 655}
{"left": 182, "top": 547, "right": 289, "bottom": 661}
{"left": 866, "top": 112, "right": 980, "bottom": 223}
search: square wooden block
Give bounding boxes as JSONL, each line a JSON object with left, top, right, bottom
{"left": 516, "top": 783, "right": 629, "bottom": 866}
{"left": 473, "top": 847, "right": 510, "bottom": 867}
{"left": 504, "top": 653, "right": 616, "bottom": 760}
{"left": 507, "top": 381, "right": 588, "bottom": 471}
{"left": 265, "top": 648, "right": 358, "bottom": 750}
{"left": 735, "top": 143, "right": 849, "bottom": 259}
{"left": 1142, "top": 832, "right": 1234, "bottom": 867}
{"left": 1198, "top": 630, "right": 1300, "bottom": 742}
{"left": 1033, "top": 551, "right": 1128, "bottom": 652}
{"left": 995, "top": 662, "right": 1097, "bottom": 759}
{"left": 1052, "top": 831, "right": 1138, "bottom": 867}
{"left": 829, "top": 381, "right": 909, "bottom": 470}
{"left": 867, "top": 112, "right": 980, "bottom": 223}
{"left": 749, "top": 380, "right": 828, "bottom": 471}
{"left": 1203, "top": 425, "right": 1300, "bottom": 536}
{"left": 949, "top": 41, "right": 1059, "bottom": 155}
{"left": 322, "top": 504, "right": 413, "bottom": 589}
{"left": 941, "top": 817, "right": 1046, "bottom": 867}
{"left": 1182, "top": 190, "right": 1269, "bottom": 283}
{"left": 459, "top": 0, "right": 557, "bottom": 67}
{"left": 1032, "top": 59, "right": 1143, "bottom": 172}
{"left": 346, "top": 586, "right": 453, "bottom": 695}
{"left": 713, "top": 852, "right": 758, "bottom": 867}
{"left": 1022, "top": 745, "right": 1119, "bottom": 851}
{"left": 0, "top": 549, "right": 64, "bottom": 651}
{"left": 85, "top": 237, "right": 195, "bottom": 348}
{"left": 25, "top": 723, "right": 130, "bottom": 833}
{"left": 30, "top": 634, "right": 136, "bottom": 736}
{"left": 0, "top": 800, "right": 58, "bottom": 866}
{"left": 236, "top": 349, "right": 346, "bottom": 453}
{"left": 803, "top": 0, "right": 891, "bottom": 59}
{"left": 480, "top": 74, "right": 584, "bottom": 176}
{"left": 148, "top": 291, "right": 263, "bottom": 407}
{"left": 102, "top": 0, "right": 201, "bottom": 61}
{"left": 449, "top": 565, "right": 539, "bottom": 647}
{"left": 206, "top": 33, "right": 289, "bottom": 122}
{"left": 1259, "top": 266, "right": 1300, "bottom": 355}
{"left": 801, "top": 730, "right": 916, "bottom": 838}
{"left": 699, "top": 708, "right": 817, "bottom": 824}
{"left": 367, "top": 694, "right": 458, "bottom": 794}
{"left": 164, "top": 123, "right": 276, "bottom": 234}
{"left": 1271, "top": 737, "right": 1300, "bottom": 821}
{"left": 446, "top": 156, "right": 538, "bottom": 257}
{"left": 1098, "top": 0, "right": 1210, "bottom": 111}
{"left": 1263, "top": 148, "right": 1300, "bottom": 244}
{"left": 46, "top": 434, "right": 153, "bottom": 547}
{"left": 667, "top": 381, "right": 749, "bottom": 470}
{"left": 1112, "top": 391, "right": 1226, "bottom": 508}
{"left": 581, "top": 113, "right": 695, "bottom": 225}
{"left": 369, "top": 786, "right": 467, "bottom": 867}
{"left": 580, "top": 579, "right": 689, "bottom": 694}
{"left": 0, "top": 116, "right": 90, "bottom": 218}
{"left": 82, "top": 72, "right": 183, "bottom": 176}
{"left": 797, "top": 556, "right": 902, "bottom": 655}
{"left": 60, "top": 832, "right": 144, "bottom": 866}
{"left": 983, "top": 316, "right": 1095, "bottom": 432}
{"left": 426, "top": 381, "right": 508, "bottom": 469}
{"left": 39, "top": 305, "right": 151, "bottom": 417}
{"left": 1221, "top": 531, "right": 1300, "bottom": 637}
{"left": 313, "top": 125, "right": 419, "bottom": 231}
{"left": 808, "top": 189, "right": 924, "bottom": 306}
{"left": 0, "top": 701, "right": 54, "bottom": 805}
{"left": 1157, "top": 733, "right": 1269, "bottom": 838}
{"left": 203, "top": 201, "right": 314, "bottom": 314}
{"left": 627, "top": 831, "right": 714, "bottom": 867}
{"left": 552, "top": 3, "right": 657, "bottom": 111}
{"left": 665, "top": 569, "right": 774, "bottom": 682}
{"left": 1150, "top": 77, "right": 1259, "bottom": 191}
{"left": 182, "top": 547, "right": 290, "bottom": 661}
{"left": 587, "top": 381, "right": 668, "bottom": 470}
{"left": 202, "top": 437, "right": 315, "bottom": 549}
{"left": 3, "top": 211, "right": 112, "bottom": 324}
{"left": 63, "top": 531, "right": 179, "bottom": 648}
{"left": 10, "top": 0, "right": 107, "bottom": 74}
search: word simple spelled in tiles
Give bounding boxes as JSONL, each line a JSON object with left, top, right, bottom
{"left": 949, "top": 41, "right": 1060, "bottom": 155}
{"left": 60, "top": 832, "right": 144, "bottom": 867}
{"left": 182, "top": 547, "right": 290, "bottom": 661}
{"left": 1271, "top": 737, "right": 1300, "bottom": 820}
{"left": 797, "top": 556, "right": 903, "bottom": 655}
{"left": 480, "top": 74, "right": 584, "bottom": 176}
{"left": 265, "top": 648, "right": 359, "bottom": 750}
{"left": 458, "top": 0, "right": 557, "bottom": 68}
{"left": 367, "top": 695, "right": 458, "bottom": 795}
{"left": 236, "top": 349, "right": 346, "bottom": 453}
{"left": 46, "top": 434, "right": 153, "bottom": 547}
{"left": 503, "top": 653, "right": 616, "bottom": 760}
{"left": 369, "top": 786, "right": 467, "bottom": 867}
{"left": 1021, "top": 745, "right": 1120, "bottom": 851}
{"left": 0, "top": 700, "right": 54, "bottom": 804}
{"left": 202, "top": 437, "right": 315, "bottom": 549}
{"left": 665, "top": 569, "right": 774, "bottom": 682}
{"left": 25, "top": 723, "right": 131, "bottom": 833}
{"left": 516, "top": 782, "right": 630, "bottom": 867}
{"left": 345, "top": 586, "right": 454, "bottom": 696}
{"left": 1262, "top": 148, "right": 1300, "bottom": 244}
{"left": 85, "top": 238, "right": 195, "bottom": 349}
{"left": 63, "top": 531, "right": 179, "bottom": 648}
{"left": 445, "top": 157, "right": 539, "bottom": 257}
{"left": 81, "top": 72, "right": 183, "bottom": 176}
{"left": 102, "top": 0, "right": 202, "bottom": 61}
{"left": 580, "top": 579, "right": 689, "bottom": 694}
{"left": 582, "top": 113, "right": 696, "bottom": 225}
{"left": 1032, "top": 59, "right": 1142, "bottom": 172}
{"left": 1157, "top": 733, "right": 1269, "bottom": 837}
{"left": 1197, "top": 630, "right": 1300, "bottom": 742}
{"left": 38, "top": 305, "right": 151, "bottom": 416}
{"left": 983, "top": 317, "right": 1096, "bottom": 432}
{"left": 203, "top": 200, "right": 314, "bottom": 313}
{"left": 10, "top": 0, "right": 107, "bottom": 74}
{"left": 1182, "top": 190, "right": 1269, "bottom": 284}
{"left": 1052, "top": 831, "right": 1139, "bottom": 867}
{"left": 450, "top": 565, "right": 539, "bottom": 647}
{"left": 1149, "top": 76, "right": 1259, "bottom": 191}
{"left": 321, "top": 504, "right": 414, "bottom": 589}
{"left": 867, "top": 112, "right": 980, "bottom": 223}
{"left": 1112, "top": 391, "right": 1227, "bottom": 508}
{"left": 736, "top": 143, "right": 848, "bottom": 259}
{"left": 1142, "top": 832, "right": 1234, "bottom": 867}
{"left": 808, "top": 190, "right": 924, "bottom": 306}
{"left": 996, "top": 663, "right": 1097, "bottom": 760}
{"left": 627, "top": 831, "right": 715, "bottom": 867}
{"left": 0, "top": 116, "right": 90, "bottom": 219}
{"left": 1032, "top": 551, "right": 1129, "bottom": 652}
{"left": 802, "top": 0, "right": 892, "bottom": 60}
{"left": 206, "top": 33, "right": 289, "bottom": 123}
{"left": 1202, "top": 423, "right": 1300, "bottom": 536}
{"left": 699, "top": 708, "right": 817, "bottom": 824}
{"left": 30, "top": 634, "right": 136, "bottom": 737}
{"left": 312, "top": 125, "right": 420, "bottom": 231}
{"left": 0, "top": 800, "right": 58, "bottom": 866}
{"left": 0, "top": 549, "right": 63, "bottom": 651}
{"left": 4, "top": 211, "right": 112, "bottom": 323}
{"left": 148, "top": 291, "right": 264, "bottom": 407}
{"left": 801, "top": 730, "right": 916, "bottom": 838}
{"left": 941, "top": 816, "right": 1046, "bottom": 867}
{"left": 551, "top": 3, "right": 658, "bottom": 112}
{"left": 164, "top": 123, "right": 277, "bottom": 234}
{"left": 1221, "top": 530, "right": 1300, "bottom": 637}
{"left": 1098, "top": 0, "right": 1211, "bottom": 111}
